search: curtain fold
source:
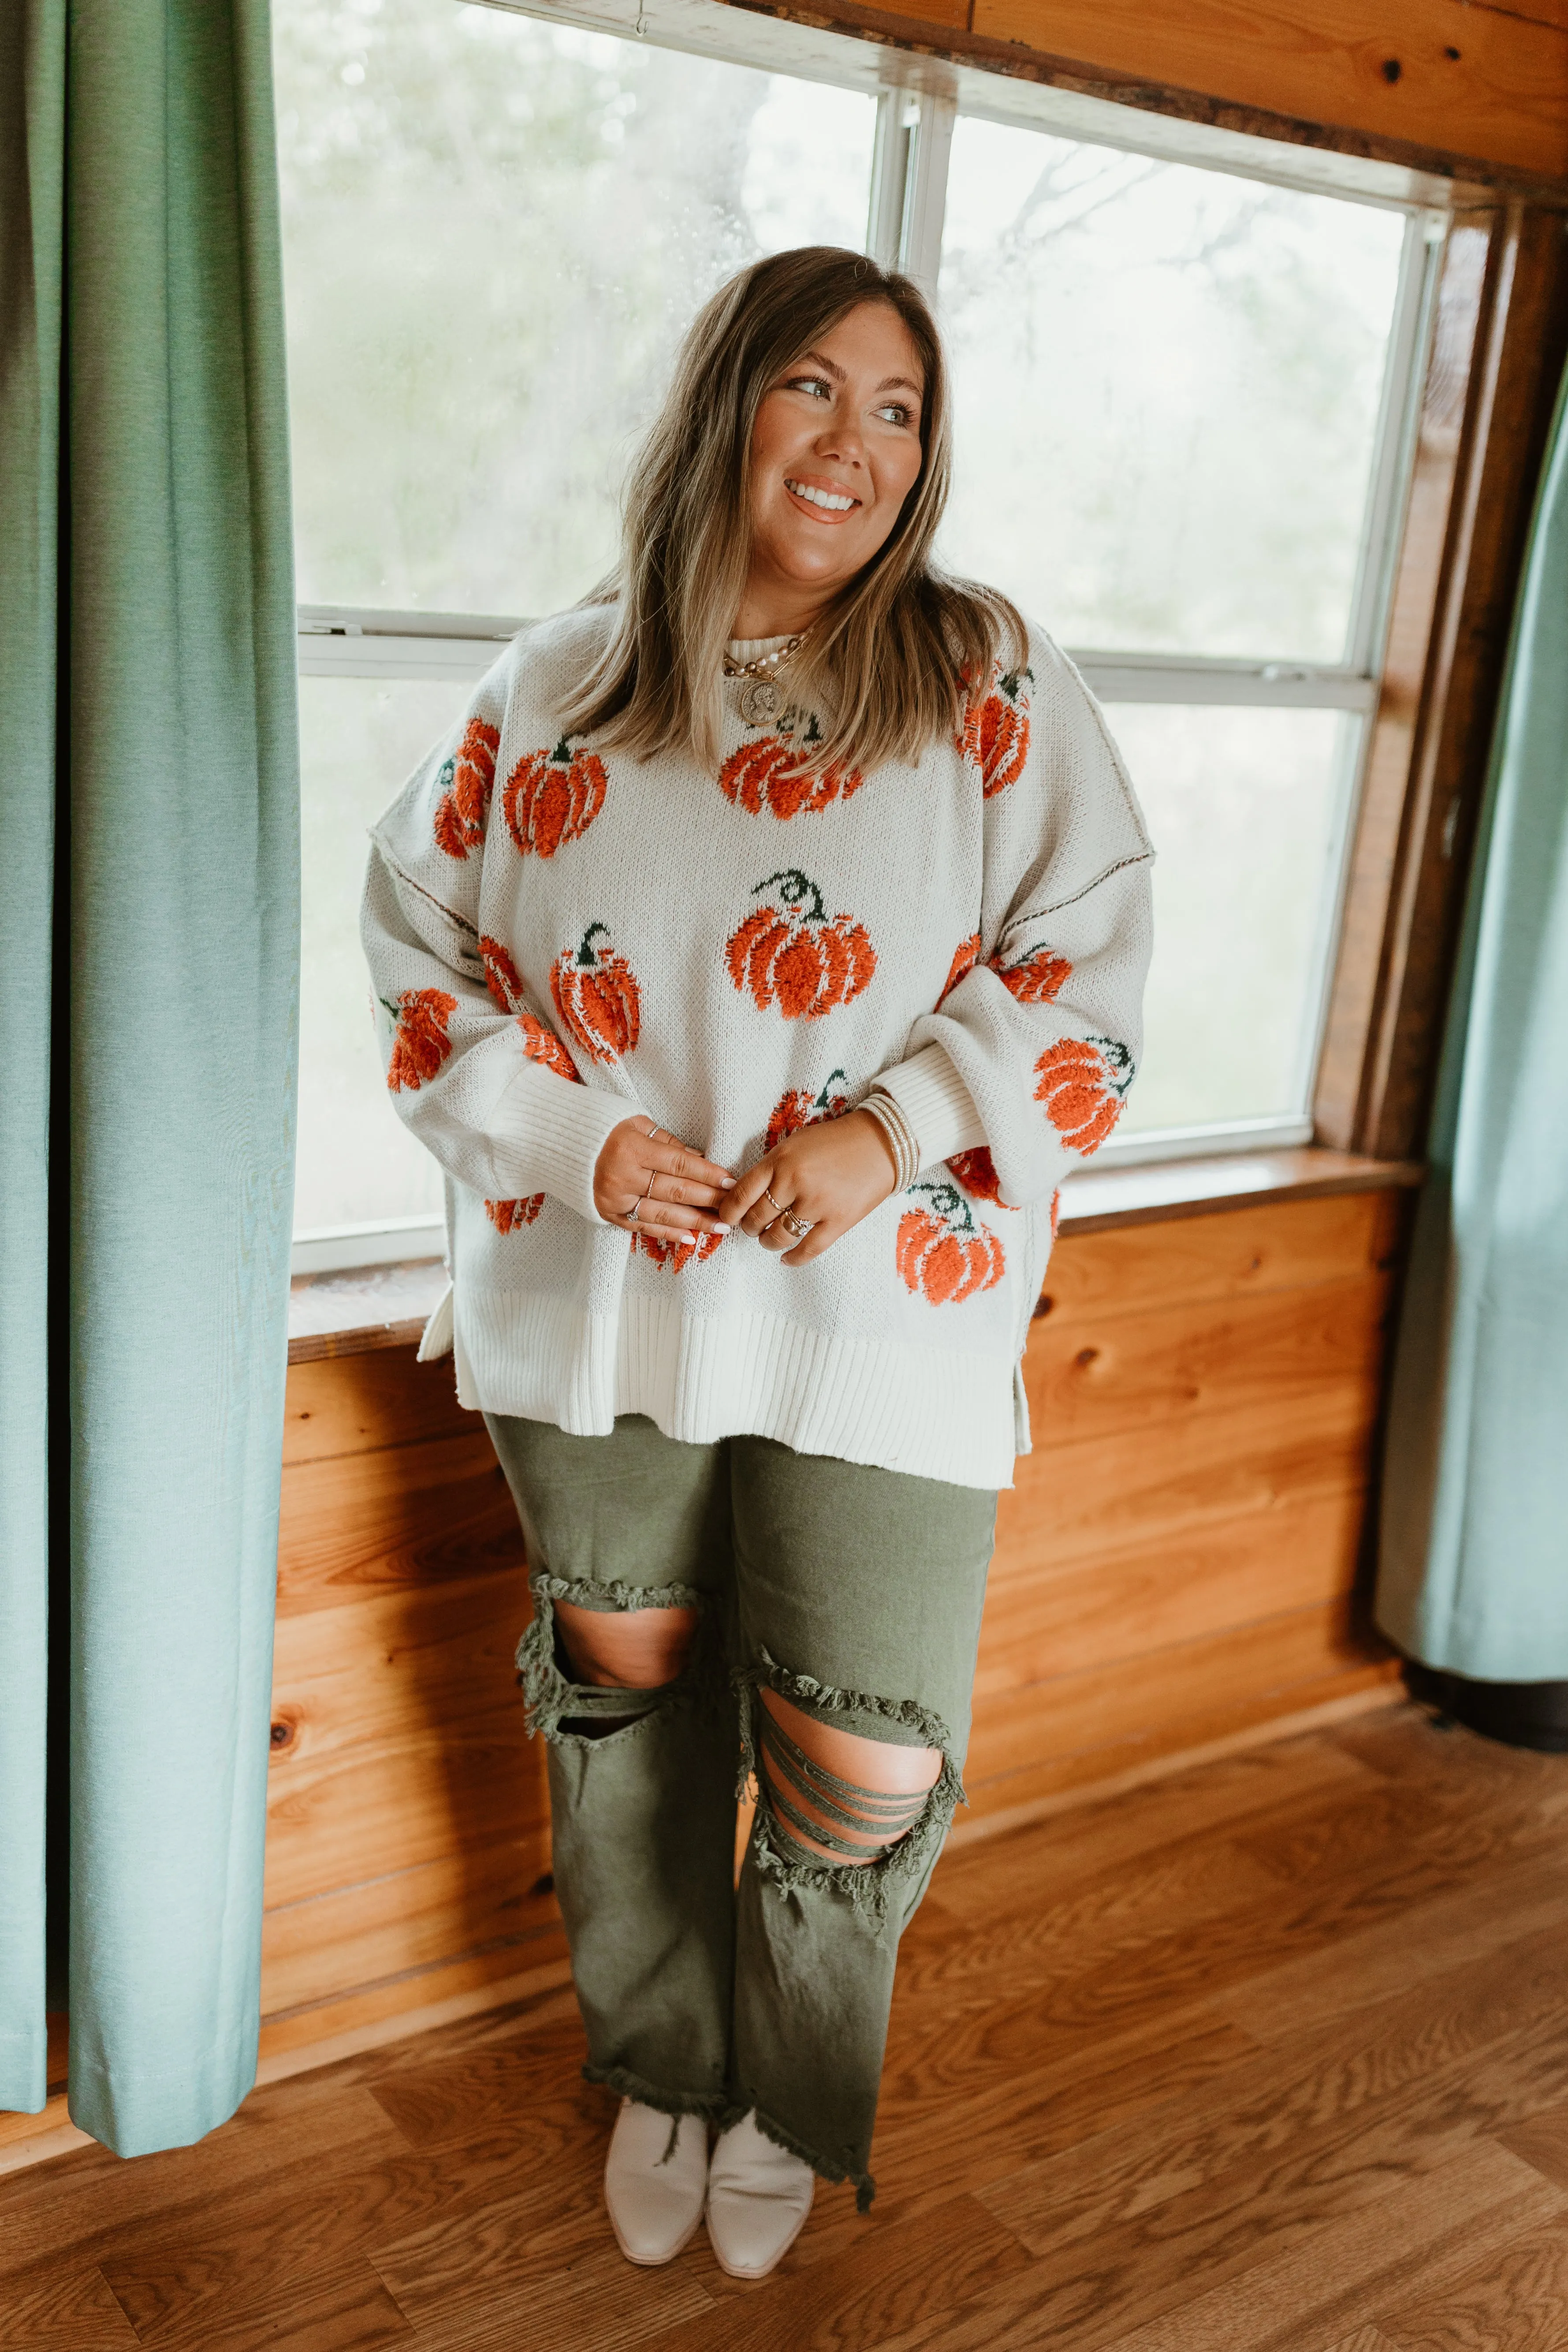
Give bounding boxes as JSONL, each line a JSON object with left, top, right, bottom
{"left": 1376, "top": 357, "right": 1568, "bottom": 1683}
{"left": 0, "top": 0, "right": 64, "bottom": 2122}
{"left": 0, "top": 0, "right": 299, "bottom": 2155}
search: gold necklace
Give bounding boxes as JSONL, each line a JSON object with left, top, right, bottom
{"left": 723, "top": 629, "right": 808, "bottom": 727}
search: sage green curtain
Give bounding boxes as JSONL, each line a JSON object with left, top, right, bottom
{"left": 0, "top": 1, "right": 299, "bottom": 2153}
{"left": 1376, "top": 358, "right": 1568, "bottom": 1681}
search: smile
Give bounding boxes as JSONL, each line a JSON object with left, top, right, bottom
{"left": 785, "top": 477, "right": 859, "bottom": 514}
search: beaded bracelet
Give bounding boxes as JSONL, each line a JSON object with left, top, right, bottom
{"left": 861, "top": 1089, "right": 920, "bottom": 1192}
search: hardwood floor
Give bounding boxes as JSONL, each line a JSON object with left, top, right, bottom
{"left": 7, "top": 1704, "right": 1568, "bottom": 2351}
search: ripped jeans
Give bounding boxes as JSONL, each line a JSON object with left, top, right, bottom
{"left": 484, "top": 1412, "right": 995, "bottom": 2209}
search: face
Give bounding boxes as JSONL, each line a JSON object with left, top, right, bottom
{"left": 742, "top": 300, "right": 927, "bottom": 628}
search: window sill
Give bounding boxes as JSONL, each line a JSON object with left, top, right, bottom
{"left": 285, "top": 1145, "right": 1424, "bottom": 1366}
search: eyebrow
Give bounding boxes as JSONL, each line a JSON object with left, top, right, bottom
{"left": 797, "top": 350, "right": 924, "bottom": 402}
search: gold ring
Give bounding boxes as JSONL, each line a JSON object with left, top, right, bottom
{"left": 780, "top": 1209, "right": 810, "bottom": 1238}
{"left": 763, "top": 1187, "right": 786, "bottom": 1215}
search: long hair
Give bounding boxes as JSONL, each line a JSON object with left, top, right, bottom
{"left": 559, "top": 245, "right": 1024, "bottom": 775}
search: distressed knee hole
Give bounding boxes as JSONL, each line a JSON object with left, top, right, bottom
{"left": 555, "top": 1598, "right": 698, "bottom": 1692}
{"left": 756, "top": 1689, "right": 941, "bottom": 1868}
{"left": 515, "top": 1574, "right": 707, "bottom": 1741}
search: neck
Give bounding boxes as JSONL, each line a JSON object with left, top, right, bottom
{"left": 730, "top": 572, "right": 828, "bottom": 642}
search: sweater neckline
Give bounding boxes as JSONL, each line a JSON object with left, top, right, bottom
{"left": 726, "top": 634, "right": 796, "bottom": 663}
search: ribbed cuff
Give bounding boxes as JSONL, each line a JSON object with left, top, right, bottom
{"left": 876, "top": 1044, "right": 987, "bottom": 1169}
{"left": 486, "top": 1058, "right": 631, "bottom": 1225}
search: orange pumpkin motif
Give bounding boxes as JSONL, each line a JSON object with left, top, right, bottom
{"left": 948, "top": 1146, "right": 1012, "bottom": 1208}
{"left": 958, "top": 665, "right": 1033, "bottom": 798}
{"left": 504, "top": 736, "right": 608, "bottom": 860}
{"left": 995, "top": 941, "right": 1072, "bottom": 1005}
{"left": 765, "top": 1067, "right": 851, "bottom": 1153}
{"left": 480, "top": 934, "right": 524, "bottom": 1012}
{"left": 896, "top": 1180, "right": 1006, "bottom": 1305}
{"left": 486, "top": 1194, "right": 544, "bottom": 1233}
{"left": 633, "top": 1229, "right": 726, "bottom": 1273}
{"left": 517, "top": 1009, "right": 578, "bottom": 1084}
{"left": 433, "top": 719, "right": 499, "bottom": 859}
{"left": 725, "top": 869, "right": 876, "bottom": 1022}
{"left": 1050, "top": 1187, "right": 1061, "bottom": 1243}
{"left": 940, "top": 933, "right": 980, "bottom": 1004}
{"left": 719, "top": 711, "right": 864, "bottom": 821}
{"left": 382, "top": 988, "right": 458, "bottom": 1092}
{"left": 551, "top": 923, "right": 641, "bottom": 1062}
{"left": 1033, "top": 1035, "right": 1134, "bottom": 1154}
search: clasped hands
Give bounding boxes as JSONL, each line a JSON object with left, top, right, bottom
{"left": 592, "top": 1107, "right": 899, "bottom": 1265}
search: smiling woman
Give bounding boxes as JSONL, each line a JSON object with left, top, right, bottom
{"left": 358, "top": 242, "right": 1153, "bottom": 2277}
{"left": 561, "top": 246, "right": 1022, "bottom": 778}
{"left": 740, "top": 307, "right": 927, "bottom": 615}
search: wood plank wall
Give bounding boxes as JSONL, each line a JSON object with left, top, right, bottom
{"left": 261, "top": 1184, "right": 1406, "bottom": 2058}
{"left": 749, "top": 0, "right": 1568, "bottom": 184}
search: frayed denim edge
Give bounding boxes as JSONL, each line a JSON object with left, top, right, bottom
{"left": 582, "top": 2061, "right": 734, "bottom": 2128}
{"left": 514, "top": 1570, "right": 715, "bottom": 1742}
{"left": 746, "top": 2096, "right": 877, "bottom": 2213}
{"left": 735, "top": 1648, "right": 966, "bottom": 1928}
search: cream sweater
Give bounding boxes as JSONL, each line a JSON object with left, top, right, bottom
{"left": 361, "top": 604, "right": 1153, "bottom": 1488}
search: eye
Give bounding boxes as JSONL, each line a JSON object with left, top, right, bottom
{"left": 875, "top": 401, "right": 916, "bottom": 428}
{"left": 784, "top": 373, "right": 833, "bottom": 401}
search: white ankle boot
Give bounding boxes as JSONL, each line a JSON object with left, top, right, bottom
{"left": 603, "top": 2099, "right": 710, "bottom": 2266}
{"left": 704, "top": 2110, "right": 815, "bottom": 2279}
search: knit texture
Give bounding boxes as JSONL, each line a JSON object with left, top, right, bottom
{"left": 361, "top": 604, "right": 1153, "bottom": 1487}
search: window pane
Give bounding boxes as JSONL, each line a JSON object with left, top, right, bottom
{"left": 1104, "top": 704, "right": 1356, "bottom": 1133}
{"left": 938, "top": 120, "right": 1406, "bottom": 661}
{"left": 273, "top": 0, "right": 877, "bottom": 616}
{"left": 296, "top": 677, "right": 469, "bottom": 1234}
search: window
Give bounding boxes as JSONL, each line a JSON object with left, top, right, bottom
{"left": 276, "top": 0, "right": 1442, "bottom": 1268}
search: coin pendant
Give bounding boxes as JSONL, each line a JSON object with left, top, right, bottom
{"left": 738, "top": 676, "right": 783, "bottom": 728}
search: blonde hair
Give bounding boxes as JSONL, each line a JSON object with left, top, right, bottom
{"left": 560, "top": 245, "right": 1024, "bottom": 775}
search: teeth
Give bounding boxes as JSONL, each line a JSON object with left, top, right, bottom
{"left": 787, "top": 479, "right": 856, "bottom": 512}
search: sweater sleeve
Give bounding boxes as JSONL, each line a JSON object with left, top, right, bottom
{"left": 877, "top": 633, "right": 1154, "bottom": 1208}
{"left": 359, "top": 657, "right": 628, "bottom": 1224}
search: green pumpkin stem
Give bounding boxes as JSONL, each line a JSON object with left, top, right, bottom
{"left": 815, "top": 1068, "right": 849, "bottom": 1111}
{"left": 756, "top": 867, "right": 826, "bottom": 923}
{"left": 575, "top": 921, "right": 611, "bottom": 968}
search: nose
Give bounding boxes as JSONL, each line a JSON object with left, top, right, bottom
{"left": 813, "top": 409, "right": 866, "bottom": 471}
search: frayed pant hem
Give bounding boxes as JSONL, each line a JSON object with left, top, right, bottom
{"left": 582, "top": 2062, "right": 732, "bottom": 2124}
{"left": 745, "top": 2099, "right": 876, "bottom": 2211}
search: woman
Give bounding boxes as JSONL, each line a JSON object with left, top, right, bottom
{"left": 362, "top": 245, "right": 1152, "bottom": 2279}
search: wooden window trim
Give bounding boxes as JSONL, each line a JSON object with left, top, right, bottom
{"left": 1316, "top": 201, "right": 1568, "bottom": 1157}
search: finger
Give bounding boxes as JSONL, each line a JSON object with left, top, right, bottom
{"left": 643, "top": 1134, "right": 735, "bottom": 1190}
{"left": 780, "top": 1217, "right": 838, "bottom": 1265}
{"left": 625, "top": 1201, "right": 726, "bottom": 1237}
{"left": 756, "top": 1215, "right": 795, "bottom": 1254}
{"left": 646, "top": 1175, "right": 731, "bottom": 1210}
{"left": 639, "top": 1175, "right": 729, "bottom": 1230}
{"left": 718, "top": 1164, "right": 780, "bottom": 1229}
{"left": 741, "top": 1186, "right": 798, "bottom": 1239}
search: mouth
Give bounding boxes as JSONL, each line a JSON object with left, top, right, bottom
{"left": 784, "top": 475, "right": 860, "bottom": 521}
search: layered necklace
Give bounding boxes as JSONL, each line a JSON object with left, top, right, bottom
{"left": 723, "top": 628, "right": 809, "bottom": 728}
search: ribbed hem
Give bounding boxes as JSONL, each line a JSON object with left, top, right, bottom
{"left": 485, "top": 1058, "right": 630, "bottom": 1226}
{"left": 877, "top": 1043, "right": 987, "bottom": 1169}
{"left": 455, "top": 1286, "right": 1014, "bottom": 1489}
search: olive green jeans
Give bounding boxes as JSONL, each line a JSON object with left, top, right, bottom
{"left": 486, "top": 1411, "right": 995, "bottom": 2208}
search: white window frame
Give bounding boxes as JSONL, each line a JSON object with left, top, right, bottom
{"left": 290, "top": 0, "right": 1453, "bottom": 1269}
